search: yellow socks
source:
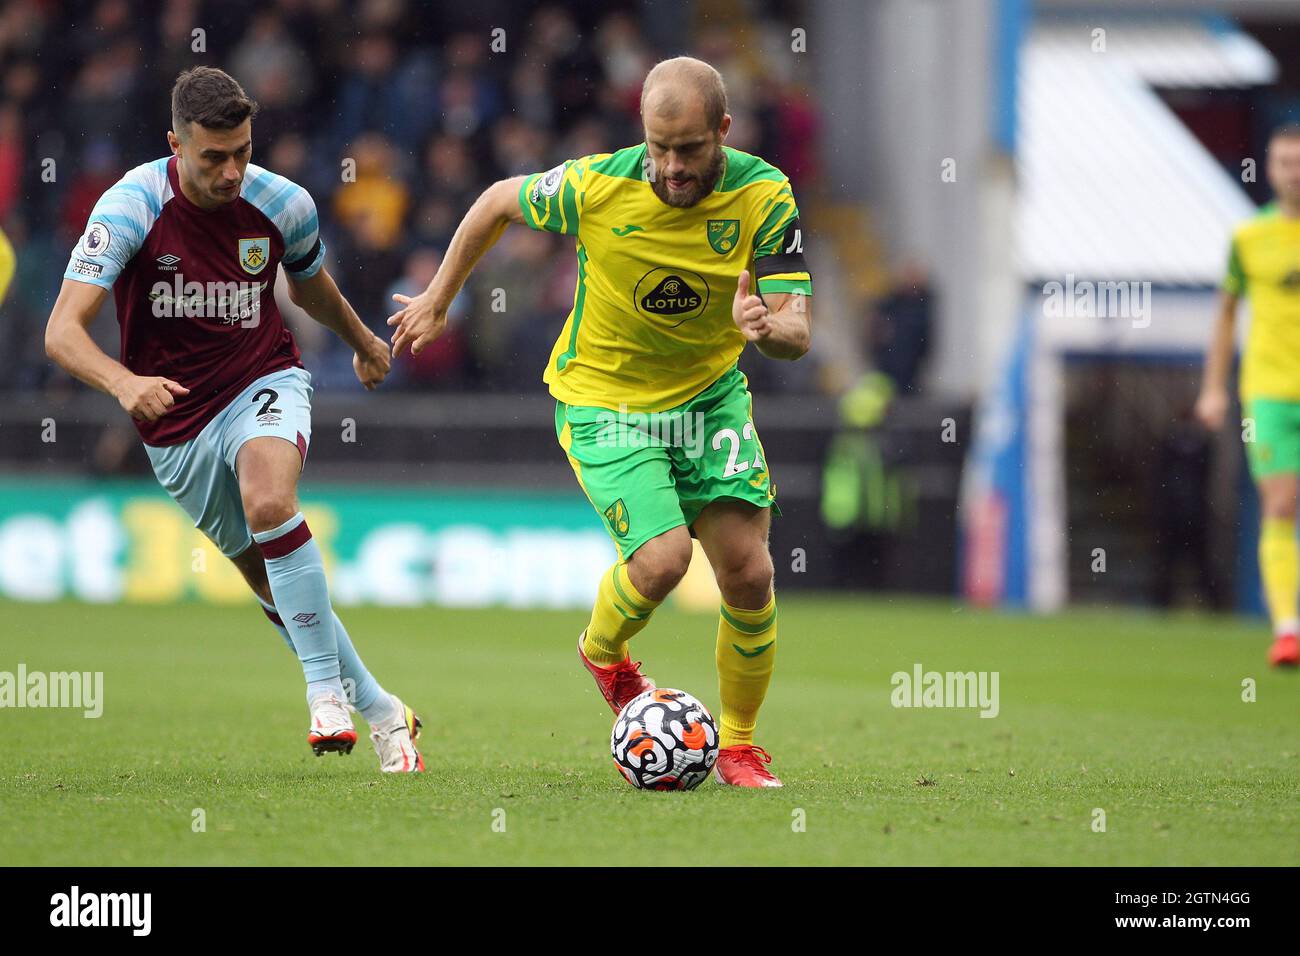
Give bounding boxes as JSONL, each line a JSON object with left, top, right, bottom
{"left": 581, "top": 562, "right": 661, "bottom": 665}
{"left": 716, "top": 593, "right": 778, "bottom": 748}
{"left": 1259, "top": 518, "right": 1299, "bottom": 635}
{"left": 582, "top": 562, "right": 779, "bottom": 747}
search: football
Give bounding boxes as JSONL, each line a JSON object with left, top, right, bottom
{"left": 611, "top": 688, "right": 719, "bottom": 790}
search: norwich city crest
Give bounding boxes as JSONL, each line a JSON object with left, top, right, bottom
{"left": 707, "top": 219, "right": 740, "bottom": 254}
{"left": 239, "top": 237, "right": 270, "bottom": 275}
{"left": 604, "top": 498, "right": 630, "bottom": 537}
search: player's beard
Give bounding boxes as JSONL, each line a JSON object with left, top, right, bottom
{"left": 651, "top": 144, "right": 725, "bottom": 208}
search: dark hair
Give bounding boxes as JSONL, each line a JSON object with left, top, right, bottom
{"left": 171, "top": 67, "right": 258, "bottom": 138}
{"left": 1269, "top": 122, "right": 1300, "bottom": 146}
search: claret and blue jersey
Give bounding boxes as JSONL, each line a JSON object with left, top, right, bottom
{"left": 63, "top": 155, "right": 326, "bottom": 446}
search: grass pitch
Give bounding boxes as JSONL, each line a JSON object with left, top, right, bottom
{"left": 0, "top": 596, "right": 1295, "bottom": 866}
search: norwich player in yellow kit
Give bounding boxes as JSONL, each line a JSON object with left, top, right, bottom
{"left": 388, "top": 57, "right": 812, "bottom": 785}
{"left": 1197, "top": 123, "right": 1300, "bottom": 668}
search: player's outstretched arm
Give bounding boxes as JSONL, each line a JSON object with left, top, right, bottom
{"left": 45, "top": 278, "right": 190, "bottom": 422}
{"left": 286, "top": 265, "right": 390, "bottom": 391}
{"left": 732, "top": 270, "right": 812, "bottom": 360}
{"left": 1194, "top": 290, "right": 1239, "bottom": 431}
{"left": 388, "top": 175, "right": 526, "bottom": 357}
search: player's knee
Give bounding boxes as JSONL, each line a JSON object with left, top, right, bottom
{"left": 1263, "top": 498, "right": 1297, "bottom": 521}
{"left": 637, "top": 560, "right": 690, "bottom": 601}
{"left": 717, "top": 551, "right": 774, "bottom": 603}
{"left": 1260, "top": 484, "right": 1299, "bottom": 520}
{"left": 630, "top": 536, "right": 692, "bottom": 600}
{"left": 242, "top": 493, "right": 297, "bottom": 534}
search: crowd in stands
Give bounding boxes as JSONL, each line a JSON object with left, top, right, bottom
{"left": 0, "top": 0, "right": 821, "bottom": 395}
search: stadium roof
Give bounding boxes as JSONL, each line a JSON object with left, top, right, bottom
{"left": 1016, "top": 17, "right": 1276, "bottom": 285}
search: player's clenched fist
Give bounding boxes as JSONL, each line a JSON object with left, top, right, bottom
{"left": 387, "top": 291, "right": 448, "bottom": 358}
{"left": 732, "top": 270, "right": 771, "bottom": 342}
{"left": 112, "top": 374, "right": 189, "bottom": 422}
{"left": 353, "top": 331, "right": 391, "bottom": 391}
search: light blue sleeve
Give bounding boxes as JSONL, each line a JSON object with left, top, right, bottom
{"left": 242, "top": 164, "right": 326, "bottom": 280}
{"left": 63, "top": 157, "right": 168, "bottom": 289}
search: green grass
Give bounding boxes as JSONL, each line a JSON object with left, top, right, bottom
{"left": 0, "top": 596, "right": 1296, "bottom": 866}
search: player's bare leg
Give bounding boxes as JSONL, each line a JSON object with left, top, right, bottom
{"left": 694, "top": 500, "right": 783, "bottom": 787}
{"left": 577, "top": 528, "right": 691, "bottom": 712}
{"left": 1258, "top": 473, "right": 1300, "bottom": 667}
{"left": 230, "top": 547, "right": 425, "bottom": 771}
{"left": 626, "top": 528, "right": 695, "bottom": 603}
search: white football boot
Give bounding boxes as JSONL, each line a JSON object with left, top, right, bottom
{"left": 307, "top": 691, "right": 358, "bottom": 756}
{"left": 369, "top": 694, "right": 425, "bottom": 773}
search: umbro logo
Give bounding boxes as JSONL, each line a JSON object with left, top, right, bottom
{"left": 156, "top": 254, "right": 181, "bottom": 271}
{"left": 292, "top": 612, "right": 319, "bottom": 626}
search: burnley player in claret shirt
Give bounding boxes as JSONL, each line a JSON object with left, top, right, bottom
{"left": 45, "top": 67, "right": 425, "bottom": 772}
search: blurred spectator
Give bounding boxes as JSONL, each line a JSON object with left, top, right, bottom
{"left": 755, "top": 74, "right": 818, "bottom": 189}
{"left": 9, "top": 1, "right": 822, "bottom": 401}
{"left": 870, "top": 261, "right": 934, "bottom": 394}
{"left": 0, "top": 103, "right": 23, "bottom": 222}
{"left": 409, "top": 195, "right": 461, "bottom": 251}
{"left": 331, "top": 32, "right": 418, "bottom": 151}
{"left": 333, "top": 133, "right": 410, "bottom": 252}
{"left": 490, "top": 120, "right": 550, "bottom": 180}
{"left": 1151, "top": 414, "right": 1225, "bottom": 609}
{"left": 510, "top": 60, "right": 555, "bottom": 129}
{"left": 594, "top": 12, "right": 653, "bottom": 116}
{"left": 267, "top": 132, "right": 308, "bottom": 185}
{"left": 326, "top": 22, "right": 446, "bottom": 153}
{"left": 469, "top": 227, "right": 571, "bottom": 388}
{"left": 385, "top": 247, "right": 472, "bottom": 388}
{"left": 230, "top": 11, "right": 314, "bottom": 138}
{"left": 231, "top": 11, "right": 313, "bottom": 106}
{"left": 65, "top": 41, "right": 144, "bottom": 144}
{"left": 423, "top": 134, "right": 480, "bottom": 211}
{"left": 156, "top": 0, "right": 204, "bottom": 87}
{"left": 331, "top": 210, "right": 405, "bottom": 345}
{"left": 60, "top": 140, "right": 121, "bottom": 246}
{"left": 0, "top": 1, "right": 51, "bottom": 60}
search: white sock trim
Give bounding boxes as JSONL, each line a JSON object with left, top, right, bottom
{"left": 251, "top": 511, "right": 305, "bottom": 545}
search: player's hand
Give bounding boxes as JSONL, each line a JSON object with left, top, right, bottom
{"left": 1194, "top": 387, "right": 1229, "bottom": 431}
{"left": 733, "top": 270, "right": 771, "bottom": 342}
{"left": 387, "top": 291, "right": 447, "bottom": 358}
{"left": 112, "top": 374, "right": 189, "bottom": 423}
{"left": 353, "top": 332, "right": 391, "bottom": 391}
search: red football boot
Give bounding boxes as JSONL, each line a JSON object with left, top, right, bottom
{"left": 714, "top": 744, "right": 783, "bottom": 788}
{"left": 1269, "top": 633, "right": 1299, "bottom": 668}
{"left": 578, "top": 632, "right": 655, "bottom": 713}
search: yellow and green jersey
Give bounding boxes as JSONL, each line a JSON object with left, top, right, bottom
{"left": 1225, "top": 203, "right": 1300, "bottom": 401}
{"left": 517, "top": 144, "right": 812, "bottom": 412}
